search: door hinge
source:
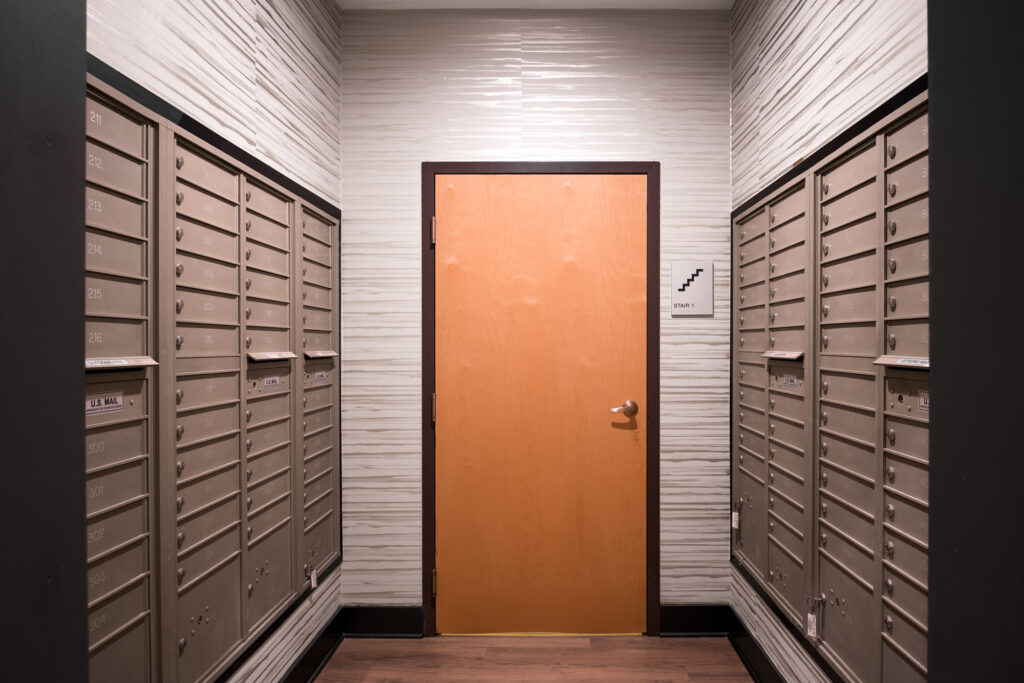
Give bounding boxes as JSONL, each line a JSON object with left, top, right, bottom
{"left": 431, "top": 216, "right": 436, "bottom": 245}
{"left": 432, "top": 568, "right": 438, "bottom": 598}
{"left": 432, "top": 392, "right": 437, "bottom": 423}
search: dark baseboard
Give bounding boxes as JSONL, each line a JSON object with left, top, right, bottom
{"left": 341, "top": 606, "right": 425, "bottom": 638}
{"left": 280, "top": 607, "right": 346, "bottom": 683}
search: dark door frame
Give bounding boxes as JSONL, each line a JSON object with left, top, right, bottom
{"left": 421, "top": 161, "right": 661, "bottom": 636}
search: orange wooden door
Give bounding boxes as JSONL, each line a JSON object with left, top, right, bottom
{"left": 434, "top": 173, "right": 647, "bottom": 634}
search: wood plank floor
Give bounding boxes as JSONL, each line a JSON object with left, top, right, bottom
{"left": 315, "top": 636, "right": 754, "bottom": 681}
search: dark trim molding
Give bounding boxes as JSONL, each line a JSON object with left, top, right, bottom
{"left": 86, "top": 54, "right": 341, "bottom": 220}
{"left": 421, "top": 161, "right": 661, "bottom": 636}
{"left": 341, "top": 606, "right": 426, "bottom": 638}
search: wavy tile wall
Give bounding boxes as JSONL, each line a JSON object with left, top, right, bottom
{"left": 339, "top": 10, "right": 732, "bottom": 606}
{"left": 731, "top": 0, "right": 927, "bottom": 207}
{"left": 86, "top": 0, "right": 341, "bottom": 203}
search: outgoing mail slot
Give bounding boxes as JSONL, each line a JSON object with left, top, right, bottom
{"left": 820, "top": 402, "right": 875, "bottom": 445}
{"left": 175, "top": 324, "right": 239, "bottom": 358}
{"left": 883, "top": 489, "right": 928, "bottom": 546}
{"left": 304, "top": 448, "right": 333, "bottom": 483}
{"left": 247, "top": 393, "right": 291, "bottom": 426}
{"left": 821, "top": 250, "right": 877, "bottom": 292}
{"left": 737, "top": 233, "right": 767, "bottom": 266}
{"left": 768, "top": 242, "right": 806, "bottom": 278}
{"left": 767, "top": 417, "right": 805, "bottom": 451}
{"left": 175, "top": 557, "right": 242, "bottom": 683}
{"left": 303, "top": 428, "right": 332, "bottom": 458}
{"left": 177, "top": 434, "right": 240, "bottom": 483}
{"left": 768, "top": 391, "right": 804, "bottom": 422}
{"left": 735, "top": 305, "right": 766, "bottom": 333}
{"left": 820, "top": 459, "right": 875, "bottom": 514}
{"left": 177, "top": 465, "right": 239, "bottom": 519}
{"left": 303, "top": 212, "right": 333, "bottom": 246}
{"left": 820, "top": 142, "right": 877, "bottom": 199}
{"left": 247, "top": 419, "right": 290, "bottom": 455}
{"left": 818, "top": 517, "right": 874, "bottom": 586}
{"left": 176, "top": 527, "right": 239, "bottom": 592}
{"left": 818, "top": 489, "right": 875, "bottom": 552}
{"left": 246, "top": 240, "right": 289, "bottom": 276}
{"left": 87, "top": 577, "right": 149, "bottom": 648}
{"left": 768, "top": 185, "right": 806, "bottom": 228}
{"left": 769, "top": 215, "right": 807, "bottom": 254}
{"left": 86, "top": 185, "right": 145, "bottom": 238}
{"left": 821, "top": 322, "right": 876, "bottom": 356}
{"left": 86, "top": 499, "right": 148, "bottom": 562}
{"left": 821, "top": 369, "right": 876, "bottom": 410}
{"left": 86, "top": 141, "right": 145, "bottom": 197}
{"left": 248, "top": 469, "right": 291, "bottom": 513}
{"left": 245, "top": 522, "right": 293, "bottom": 632}
{"left": 303, "top": 238, "right": 332, "bottom": 268}
{"left": 737, "top": 257, "right": 767, "bottom": 287}
{"left": 86, "top": 317, "right": 146, "bottom": 360}
{"left": 882, "top": 602, "right": 928, "bottom": 669}
{"left": 86, "top": 96, "right": 144, "bottom": 157}
{"left": 821, "top": 286, "right": 876, "bottom": 323}
{"left": 175, "top": 251, "right": 239, "bottom": 294}
{"left": 303, "top": 469, "right": 333, "bottom": 508}
{"left": 86, "top": 273, "right": 145, "bottom": 317}
{"left": 883, "top": 632, "right": 928, "bottom": 683}
{"left": 247, "top": 269, "right": 289, "bottom": 303}
{"left": 886, "top": 195, "right": 929, "bottom": 243}
{"left": 766, "top": 328, "right": 804, "bottom": 353}
{"left": 250, "top": 299, "right": 290, "bottom": 328}
{"left": 819, "top": 432, "right": 876, "bottom": 480}
{"left": 886, "top": 154, "right": 929, "bottom": 204}
{"left": 246, "top": 211, "right": 289, "bottom": 251}
{"left": 175, "top": 182, "right": 237, "bottom": 234}
{"left": 176, "top": 216, "right": 238, "bottom": 264}
{"left": 86, "top": 420, "right": 146, "bottom": 471}
{"left": 175, "top": 144, "right": 238, "bottom": 201}
{"left": 303, "top": 330, "right": 335, "bottom": 355}
{"left": 820, "top": 180, "right": 877, "bottom": 231}
{"left": 86, "top": 458, "right": 147, "bottom": 517}
{"left": 303, "top": 385, "right": 333, "bottom": 412}
{"left": 176, "top": 403, "right": 239, "bottom": 447}
{"left": 177, "top": 495, "right": 240, "bottom": 555}
{"left": 886, "top": 278, "right": 929, "bottom": 319}
{"left": 886, "top": 376, "right": 930, "bottom": 422}
{"left": 886, "top": 236, "right": 929, "bottom": 280}
{"left": 886, "top": 110, "right": 928, "bottom": 167}
{"left": 247, "top": 327, "right": 290, "bottom": 354}
{"left": 884, "top": 529, "right": 928, "bottom": 586}
{"left": 737, "top": 281, "right": 767, "bottom": 308}
{"left": 248, "top": 445, "right": 290, "bottom": 483}
{"left": 886, "top": 319, "right": 929, "bottom": 359}
{"left": 86, "top": 536, "right": 148, "bottom": 604}
{"left": 821, "top": 216, "right": 879, "bottom": 263}
{"left": 86, "top": 228, "right": 145, "bottom": 278}
{"left": 885, "top": 416, "right": 929, "bottom": 462}
{"left": 86, "top": 377, "right": 146, "bottom": 428}
{"left": 303, "top": 306, "right": 332, "bottom": 332}
{"left": 176, "top": 288, "right": 239, "bottom": 326}
{"left": 736, "top": 329, "right": 768, "bottom": 353}
{"left": 885, "top": 565, "right": 928, "bottom": 627}
{"left": 249, "top": 495, "right": 291, "bottom": 543}
{"left": 768, "top": 270, "right": 804, "bottom": 302}
{"left": 246, "top": 181, "right": 290, "bottom": 225}
{"left": 247, "top": 364, "right": 291, "bottom": 397}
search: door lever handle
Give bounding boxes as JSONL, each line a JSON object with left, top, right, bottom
{"left": 610, "top": 400, "right": 638, "bottom": 418}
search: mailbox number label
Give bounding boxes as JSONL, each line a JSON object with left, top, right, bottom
{"left": 86, "top": 391, "right": 124, "bottom": 416}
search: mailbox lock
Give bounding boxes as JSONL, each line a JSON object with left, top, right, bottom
{"left": 889, "top": 220, "right": 898, "bottom": 235}
{"left": 888, "top": 428, "right": 896, "bottom": 444}
{"left": 248, "top": 583, "right": 254, "bottom": 596}
{"left": 821, "top": 273, "right": 830, "bottom": 288}
{"left": 889, "top": 182, "right": 898, "bottom": 197}
{"left": 822, "top": 305, "right": 830, "bottom": 318}
{"left": 884, "top": 615, "right": 894, "bottom": 631}
{"left": 739, "top": 273, "right": 745, "bottom": 283}
{"left": 766, "top": 401, "right": 772, "bottom": 411}
{"left": 739, "top": 315, "right": 745, "bottom": 325}
{"left": 821, "top": 440, "right": 828, "bottom": 456}
{"left": 768, "top": 569, "right": 775, "bottom": 581}
{"left": 303, "top": 492, "right": 308, "bottom": 501}
{"left": 245, "top": 190, "right": 252, "bottom": 201}
{"left": 739, "top": 391, "right": 744, "bottom": 400}
{"left": 246, "top": 468, "right": 253, "bottom": 481}
{"left": 176, "top": 496, "right": 184, "bottom": 512}
{"left": 245, "top": 278, "right": 252, "bottom": 290}
{"left": 769, "top": 448, "right": 775, "bottom": 460}
{"left": 175, "top": 335, "right": 184, "bottom": 350}
{"left": 770, "top": 262, "right": 776, "bottom": 273}
{"left": 178, "top": 638, "right": 187, "bottom": 654}
{"left": 739, "top": 337, "right": 745, "bottom": 347}
{"left": 302, "top": 337, "right": 308, "bottom": 347}
{"left": 175, "top": 155, "right": 184, "bottom": 169}
{"left": 889, "top": 296, "right": 898, "bottom": 311}
{"left": 175, "top": 263, "right": 184, "bottom": 277}
{"left": 245, "top": 220, "right": 252, "bottom": 231}
{"left": 820, "top": 501, "right": 828, "bottom": 516}
{"left": 769, "top": 472, "right": 775, "bottom": 484}
{"left": 175, "top": 299, "right": 184, "bottom": 314}
{"left": 888, "top": 144, "right": 897, "bottom": 159}
{"left": 769, "top": 312, "right": 776, "bottom": 323}
{"left": 889, "top": 334, "right": 897, "bottom": 350}
{"left": 770, "top": 336, "right": 776, "bottom": 348}
{"left": 176, "top": 532, "right": 184, "bottom": 548}
{"left": 889, "top": 257, "right": 898, "bottom": 273}
{"left": 175, "top": 425, "right": 184, "bottom": 439}
{"left": 302, "top": 290, "right": 308, "bottom": 300}
{"left": 245, "top": 337, "right": 252, "bottom": 349}
{"left": 303, "top": 397, "right": 308, "bottom": 406}
{"left": 770, "top": 288, "right": 777, "bottom": 299}
{"left": 822, "top": 334, "right": 829, "bottom": 349}
{"left": 302, "top": 242, "right": 307, "bottom": 253}
{"left": 885, "top": 541, "right": 895, "bottom": 556}
{"left": 821, "top": 411, "right": 829, "bottom": 425}
{"left": 245, "top": 248, "right": 252, "bottom": 260}
{"left": 245, "top": 307, "right": 252, "bottom": 319}
{"left": 823, "top": 182, "right": 830, "bottom": 196}
{"left": 769, "top": 423, "right": 776, "bottom": 435}
{"left": 245, "top": 410, "right": 252, "bottom": 422}
{"left": 822, "top": 243, "right": 829, "bottom": 257}
{"left": 246, "top": 439, "right": 253, "bottom": 451}
{"left": 247, "top": 526, "right": 253, "bottom": 538}
{"left": 302, "top": 314, "right": 307, "bottom": 324}
{"left": 176, "top": 461, "right": 184, "bottom": 476}
{"left": 739, "top": 433, "right": 745, "bottom": 443}
{"left": 175, "top": 389, "right": 184, "bottom": 403}
{"left": 822, "top": 214, "right": 830, "bottom": 227}
{"left": 768, "top": 520, "right": 775, "bottom": 532}
{"left": 887, "top": 465, "right": 896, "bottom": 481}
{"left": 177, "top": 568, "right": 185, "bottom": 582}
{"left": 247, "top": 496, "right": 253, "bottom": 509}
{"left": 886, "top": 503, "right": 895, "bottom": 519}
{"left": 770, "top": 212, "right": 776, "bottom": 224}
{"left": 175, "top": 226, "right": 183, "bottom": 241}
{"left": 885, "top": 577, "right": 894, "bottom": 593}
{"left": 820, "top": 532, "right": 828, "bottom": 547}
{"left": 740, "top": 230, "right": 746, "bottom": 240}
{"left": 175, "top": 192, "right": 184, "bottom": 205}
{"left": 821, "top": 380, "right": 829, "bottom": 394}
{"left": 820, "top": 471, "right": 828, "bottom": 486}
{"left": 738, "top": 452, "right": 744, "bottom": 463}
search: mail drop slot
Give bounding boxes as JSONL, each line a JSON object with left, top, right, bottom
{"left": 303, "top": 283, "right": 333, "bottom": 310}
{"left": 304, "top": 448, "right": 333, "bottom": 483}
{"left": 246, "top": 523, "right": 293, "bottom": 632}
{"left": 248, "top": 469, "right": 291, "bottom": 513}
{"left": 302, "top": 237, "right": 332, "bottom": 267}
{"left": 768, "top": 185, "right": 805, "bottom": 227}
{"left": 735, "top": 208, "right": 766, "bottom": 244}
{"left": 247, "top": 365, "right": 291, "bottom": 397}
{"left": 175, "top": 557, "right": 242, "bottom": 683}
{"left": 247, "top": 393, "right": 291, "bottom": 426}
{"left": 886, "top": 235, "right": 929, "bottom": 280}
{"left": 768, "top": 391, "right": 804, "bottom": 423}
{"left": 177, "top": 527, "right": 239, "bottom": 592}
{"left": 87, "top": 420, "right": 147, "bottom": 472}
{"left": 248, "top": 495, "right": 291, "bottom": 544}
{"left": 246, "top": 211, "right": 289, "bottom": 251}
{"left": 87, "top": 536, "right": 148, "bottom": 604}
{"left": 86, "top": 141, "right": 145, "bottom": 197}
{"left": 177, "top": 495, "right": 240, "bottom": 555}
{"left": 737, "top": 257, "right": 767, "bottom": 287}
{"left": 303, "top": 429, "right": 332, "bottom": 458}
{"left": 767, "top": 328, "right": 804, "bottom": 353}
{"left": 87, "top": 96, "right": 144, "bottom": 157}
{"left": 820, "top": 180, "right": 877, "bottom": 231}
{"left": 821, "top": 370, "right": 876, "bottom": 410}
{"left": 86, "top": 458, "right": 147, "bottom": 517}
{"left": 303, "top": 212, "right": 333, "bottom": 245}
{"left": 176, "top": 288, "right": 239, "bottom": 326}
{"left": 247, "top": 327, "right": 290, "bottom": 354}
{"left": 248, "top": 445, "right": 290, "bottom": 484}
{"left": 821, "top": 216, "right": 878, "bottom": 264}
{"left": 177, "top": 434, "right": 239, "bottom": 483}
{"left": 175, "top": 215, "right": 239, "bottom": 263}
{"left": 769, "top": 215, "right": 806, "bottom": 254}
{"left": 883, "top": 489, "right": 928, "bottom": 545}
{"left": 820, "top": 402, "right": 875, "bottom": 444}
{"left": 247, "top": 269, "right": 289, "bottom": 303}
{"left": 886, "top": 376, "right": 930, "bottom": 421}
{"left": 303, "top": 331, "right": 335, "bottom": 355}
{"left": 175, "top": 251, "right": 239, "bottom": 294}
{"left": 821, "top": 286, "right": 876, "bottom": 324}
{"left": 177, "top": 465, "right": 240, "bottom": 519}
{"left": 884, "top": 528, "right": 928, "bottom": 586}
{"left": 735, "top": 305, "right": 766, "bottom": 333}
{"left": 86, "top": 273, "right": 145, "bottom": 318}
{"left": 884, "top": 416, "right": 929, "bottom": 461}
{"left": 820, "top": 142, "right": 876, "bottom": 199}
{"left": 175, "top": 144, "right": 238, "bottom": 202}
{"left": 736, "top": 329, "right": 767, "bottom": 353}
{"left": 86, "top": 185, "right": 146, "bottom": 238}
{"left": 820, "top": 459, "right": 875, "bottom": 515}
{"left": 175, "top": 324, "right": 239, "bottom": 358}
{"left": 818, "top": 489, "right": 875, "bottom": 556}
{"left": 768, "top": 270, "right": 804, "bottom": 303}
{"left": 821, "top": 322, "right": 876, "bottom": 356}
{"left": 886, "top": 110, "right": 928, "bottom": 167}
{"left": 768, "top": 242, "right": 805, "bottom": 278}
{"left": 886, "top": 154, "right": 929, "bottom": 204}
{"left": 86, "top": 317, "right": 146, "bottom": 360}
{"left": 246, "top": 181, "right": 290, "bottom": 225}
{"left": 247, "top": 418, "right": 290, "bottom": 455}
{"left": 303, "top": 469, "right": 333, "bottom": 508}
{"left": 884, "top": 565, "right": 928, "bottom": 626}
{"left": 246, "top": 240, "right": 289, "bottom": 276}
{"left": 819, "top": 431, "right": 876, "bottom": 480}
{"left": 821, "top": 250, "right": 877, "bottom": 292}
{"left": 175, "top": 182, "right": 237, "bottom": 233}
{"left": 886, "top": 278, "right": 929, "bottom": 319}
{"left": 818, "top": 518, "right": 874, "bottom": 585}
{"left": 249, "top": 299, "right": 290, "bottom": 328}
{"left": 86, "top": 228, "right": 146, "bottom": 278}
{"left": 176, "top": 403, "right": 239, "bottom": 447}
{"left": 87, "top": 498, "right": 148, "bottom": 562}
{"left": 885, "top": 319, "right": 929, "bottom": 358}
{"left": 87, "top": 577, "right": 149, "bottom": 648}
{"left": 737, "top": 233, "right": 766, "bottom": 265}
{"left": 86, "top": 377, "right": 146, "bottom": 428}
{"left": 303, "top": 306, "right": 332, "bottom": 332}
{"left": 768, "top": 300, "right": 805, "bottom": 330}
{"left": 886, "top": 195, "right": 929, "bottom": 243}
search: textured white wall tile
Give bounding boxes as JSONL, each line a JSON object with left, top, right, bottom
{"left": 87, "top": 0, "right": 342, "bottom": 203}
{"left": 340, "top": 9, "right": 732, "bottom": 606}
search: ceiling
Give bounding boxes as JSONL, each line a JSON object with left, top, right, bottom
{"left": 336, "top": 1, "right": 734, "bottom": 10}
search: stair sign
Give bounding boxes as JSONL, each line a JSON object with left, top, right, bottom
{"left": 671, "top": 262, "right": 713, "bottom": 316}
